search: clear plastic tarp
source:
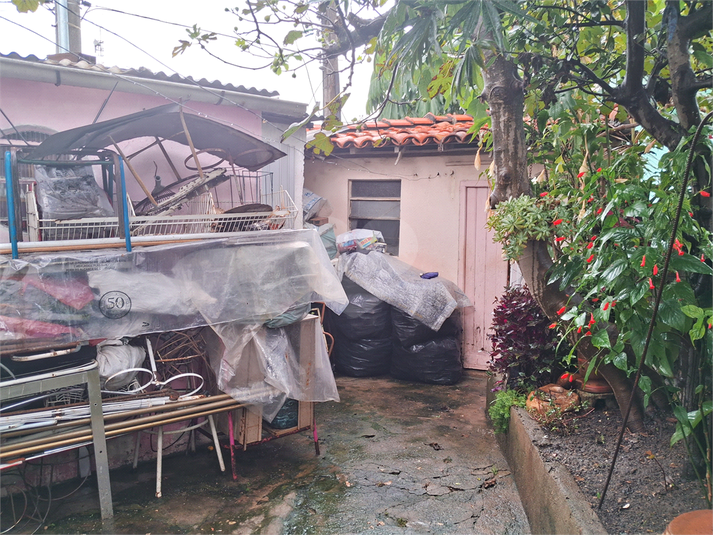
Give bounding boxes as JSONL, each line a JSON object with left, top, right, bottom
{"left": 0, "top": 229, "right": 348, "bottom": 350}
{"left": 204, "top": 316, "right": 339, "bottom": 420}
{"left": 337, "top": 251, "right": 471, "bottom": 331}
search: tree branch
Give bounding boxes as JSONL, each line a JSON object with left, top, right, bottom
{"left": 677, "top": 1, "right": 713, "bottom": 41}
{"left": 667, "top": 0, "right": 708, "bottom": 130}
{"left": 621, "top": 0, "right": 646, "bottom": 94}
{"left": 690, "top": 75, "right": 713, "bottom": 92}
{"left": 324, "top": 13, "right": 387, "bottom": 57}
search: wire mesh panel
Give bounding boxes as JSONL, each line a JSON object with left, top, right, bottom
{"left": 23, "top": 186, "right": 297, "bottom": 242}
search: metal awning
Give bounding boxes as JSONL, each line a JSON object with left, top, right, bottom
{"left": 27, "top": 104, "right": 286, "bottom": 171}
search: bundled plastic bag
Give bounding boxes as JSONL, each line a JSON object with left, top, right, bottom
{"left": 333, "top": 337, "right": 391, "bottom": 377}
{"left": 332, "top": 291, "right": 392, "bottom": 341}
{"left": 34, "top": 165, "right": 114, "bottom": 220}
{"left": 303, "top": 189, "right": 332, "bottom": 221}
{"left": 391, "top": 307, "right": 458, "bottom": 347}
{"left": 96, "top": 339, "right": 147, "bottom": 389}
{"left": 318, "top": 224, "right": 338, "bottom": 259}
{"left": 390, "top": 337, "right": 462, "bottom": 385}
{"left": 336, "top": 229, "right": 387, "bottom": 254}
{"left": 338, "top": 252, "right": 470, "bottom": 330}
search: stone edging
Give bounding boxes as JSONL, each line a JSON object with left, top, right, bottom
{"left": 500, "top": 406, "right": 607, "bottom": 534}
{"left": 485, "top": 376, "right": 606, "bottom": 534}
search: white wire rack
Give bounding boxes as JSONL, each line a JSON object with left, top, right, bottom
{"left": 25, "top": 188, "right": 297, "bottom": 242}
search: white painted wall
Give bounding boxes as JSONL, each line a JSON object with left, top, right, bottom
{"left": 305, "top": 151, "right": 493, "bottom": 283}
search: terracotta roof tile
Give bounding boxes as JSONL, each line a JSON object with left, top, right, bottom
{"left": 313, "top": 113, "right": 481, "bottom": 151}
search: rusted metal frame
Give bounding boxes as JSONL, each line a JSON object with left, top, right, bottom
{"left": 179, "top": 106, "right": 204, "bottom": 180}
{"left": 109, "top": 136, "right": 158, "bottom": 207}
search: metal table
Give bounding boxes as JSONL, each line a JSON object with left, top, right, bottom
{"left": 0, "top": 360, "right": 113, "bottom": 520}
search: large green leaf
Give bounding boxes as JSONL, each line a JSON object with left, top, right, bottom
{"left": 670, "top": 254, "right": 713, "bottom": 276}
{"left": 600, "top": 258, "right": 629, "bottom": 285}
{"left": 658, "top": 298, "right": 688, "bottom": 332}
{"left": 629, "top": 281, "right": 649, "bottom": 306}
{"left": 612, "top": 351, "right": 629, "bottom": 371}
{"left": 591, "top": 328, "right": 611, "bottom": 349}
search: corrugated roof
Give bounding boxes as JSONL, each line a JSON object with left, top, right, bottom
{"left": 312, "top": 113, "right": 480, "bottom": 151}
{"left": 0, "top": 52, "right": 279, "bottom": 98}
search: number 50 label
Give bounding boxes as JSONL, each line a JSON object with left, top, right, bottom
{"left": 99, "top": 291, "right": 132, "bottom": 319}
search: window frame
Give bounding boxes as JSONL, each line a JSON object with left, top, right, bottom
{"left": 348, "top": 179, "right": 401, "bottom": 255}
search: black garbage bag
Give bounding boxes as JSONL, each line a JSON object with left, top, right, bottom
{"left": 330, "top": 290, "right": 392, "bottom": 341}
{"left": 333, "top": 337, "right": 391, "bottom": 377}
{"left": 390, "top": 337, "right": 462, "bottom": 385}
{"left": 391, "top": 307, "right": 457, "bottom": 347}
{"left": 340, "top": 276, "right": 366, "bottom": 295}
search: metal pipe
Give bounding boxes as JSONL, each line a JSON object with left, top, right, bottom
{"left": 0, "top": 227, "right": 300, "bottom": 255}
{"left": 118, "top": 156, "right": 132, "bottom": 251}
{"left": 1, "top": 403, "right": 246, "bottom": 459}
{"left": 111, "top": 137, "right": 158, "bottom": 206}
{"left": 3, "top": 151, "right": 18, "bottom": 258}
{"left": 179, "top": 107, "right": 204, "bottom": 180}
{"left": 55, "top": 0, "right": 70, "bottom": 54}
{"left": 1, "top": 397, "right": 245, "bottom": 450}
{"left": 1, "top": 394, "right": 234, "bottom": 438}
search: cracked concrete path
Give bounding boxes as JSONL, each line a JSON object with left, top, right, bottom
{"left": 42, "top": 371, "right": 530, "bottom": 534}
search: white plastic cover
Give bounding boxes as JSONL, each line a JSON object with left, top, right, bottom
{"left": 204, "top": 316, "right": 339, "bottom": 420}
{"left": 34, "top": 165, "right": 114, "bottom": 220}
{"left": 0, "top": 229, "right": 348, "bottom": 349}
{"left": 337, "top": 251, "right": 471, "bottom": 330}
{"left": 96, "top": 340, "right": 146, "bottom": 389}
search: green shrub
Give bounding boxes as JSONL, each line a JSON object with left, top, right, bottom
{"left": 489, "top": 389, "right": 526, "bottom": 434}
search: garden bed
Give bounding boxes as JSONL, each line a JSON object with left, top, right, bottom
{"left": 501, "top": 399, "right": 709, "bottom": 534}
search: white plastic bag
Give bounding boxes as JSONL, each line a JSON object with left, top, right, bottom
{"left": 96, "top": 339, "right": 146, "bottom": 389}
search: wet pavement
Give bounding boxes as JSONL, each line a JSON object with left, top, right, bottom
{"left": 38, "top": 371, "right": 530, "bottom": 534}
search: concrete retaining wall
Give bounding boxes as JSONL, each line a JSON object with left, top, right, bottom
{"left": 486, "top": 378, "right": 606, "bottom": 534}
{"left": 500, "top": 407, "right": 607, "bottom": 534}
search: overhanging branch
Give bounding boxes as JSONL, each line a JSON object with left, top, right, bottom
{"left": 323, "top": 13, "right": 388, "bottom": 58}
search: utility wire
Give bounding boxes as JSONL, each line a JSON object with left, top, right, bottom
{"left": 1, "top": 5, "right": 310, "bottom": 149}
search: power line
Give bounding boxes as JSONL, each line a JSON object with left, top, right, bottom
{"left": 83, "top": 5, "right": 238, "bottom": 41}
{"left": 1, "top": 4, "right": 311, "bottom": 148}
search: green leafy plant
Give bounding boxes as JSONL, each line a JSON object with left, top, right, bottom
{"left": 488, "top": 285, "right": 572, "bottom": 391}
{"left": 489, "top": 131, "right": 713, "bottom": 504}
{"left": 489, "top": 389, "right": 526, "bottom": 434}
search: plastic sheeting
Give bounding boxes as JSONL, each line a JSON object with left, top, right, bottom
{"left": 0, "top": 229, "right": 348, "bottom": 350}
{"left": 34, "top": 165, "right": 114, "bottom": 220}
{"left": 204, "top": 316, "right": 339, "bottom": 421}
{"left": 337, "top": 252, "right": 471, "bottom": 331}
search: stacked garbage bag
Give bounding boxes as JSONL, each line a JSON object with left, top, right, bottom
{"left": 330, "top": 278, "right": 392, "bottom": 376}
{"left": 390, "top": 307, "right": 462, "bottom": 385}
{"left": 329, "top": 271, "right": 465, "bottom": 385}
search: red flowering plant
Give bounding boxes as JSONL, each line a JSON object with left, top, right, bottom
{"left": 489, "top": 153, "right": 711, "bottom": 389}
{"left": 546, "top": 162, "right": 712, "bottom": 391}
{"left": 488, "top": 126, "right": 712, "bottom": 504}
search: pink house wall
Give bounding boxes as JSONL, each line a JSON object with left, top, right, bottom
{"left": 0, "top": 77, "right": 263, "bottom": 201}
{"left": 305, "top": 152, "right": 494, "bottom": 283}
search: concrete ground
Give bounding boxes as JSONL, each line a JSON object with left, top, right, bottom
{"left": 37, "top": 371, "right": 531, "bottom": 534}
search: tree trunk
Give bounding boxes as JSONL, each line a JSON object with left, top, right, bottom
{"left": 482, "top": 52, "right": 646, "bottom": 432}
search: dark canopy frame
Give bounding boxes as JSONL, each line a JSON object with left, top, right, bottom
{"left": 28, "top": 104, "right": 286, "bottom": 171}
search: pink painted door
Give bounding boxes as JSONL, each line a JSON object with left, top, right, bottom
{"left": 460, "top": 183, "right": 509, "bottom": 370}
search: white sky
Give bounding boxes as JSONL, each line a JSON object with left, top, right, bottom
{"left": 0, "top": 0, "right": 373, "bottom": 121}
